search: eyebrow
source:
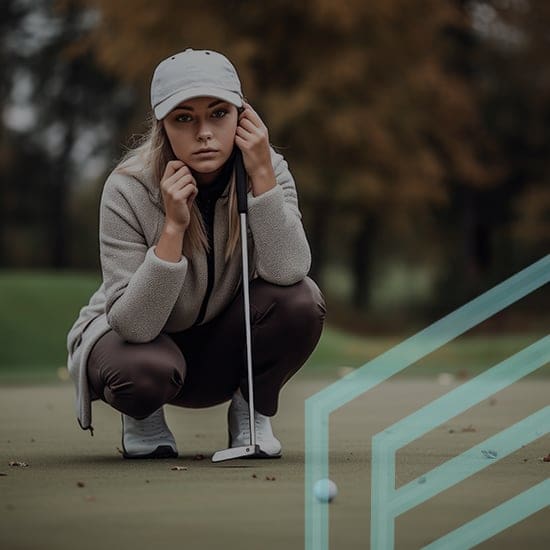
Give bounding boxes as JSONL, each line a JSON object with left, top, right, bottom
{"left": 173, "top": 99, "right": 226, "bottom": 112}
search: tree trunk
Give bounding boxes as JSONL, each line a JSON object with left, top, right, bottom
{"left": 461, "top": 187, "right": 492, "bottom": 286}
{"left": 308, "top": 197, "right": 330, "bottom": 288}
{"left": 351, "top": 214, "right": 378, "bottom": 310}
{"left": 50, "top": 119, "right": 75, "bottom": 268}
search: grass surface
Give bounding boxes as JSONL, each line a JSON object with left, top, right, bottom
{"left": 310, "top": 326, "right": 549, "bottom": 377}
{"left": 1, "top": 270, "right": 547, "bottom": 383}
{"left": 0, "top": 270, "right": 101, "bottom": 371}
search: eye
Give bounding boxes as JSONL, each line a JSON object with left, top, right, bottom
{"left": 212, "top": 109, "right": 228, "bottom": 119}
{"left": 175, "top": 113, "right": 193, "bottom": 123}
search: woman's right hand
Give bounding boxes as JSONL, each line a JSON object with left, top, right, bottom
{"left": 160, "top": 160, "right": 198, "bottom": 232}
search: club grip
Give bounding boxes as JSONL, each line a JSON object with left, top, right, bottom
{"left": 235, "top": 148, "right": 248, "bottom": 214}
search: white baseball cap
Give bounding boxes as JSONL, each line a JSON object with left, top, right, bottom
{"left": 151, "top": 48, "right": 244, "bottom": 120}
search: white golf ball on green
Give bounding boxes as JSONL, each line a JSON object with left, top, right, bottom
{"left": 314, "top": 478, "right": 338, "bottom": 503}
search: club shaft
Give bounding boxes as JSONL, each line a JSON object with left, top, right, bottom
{"left": 240, "top": 213, "right": 256, "bottom": 448}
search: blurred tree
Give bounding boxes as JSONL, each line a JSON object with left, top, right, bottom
{"left": 0, "top": 0, "right": 134, "bottom": 268}
{"left": 2, "top": 0, "right": 545, "bottom": 319}
{"left": 0, "top": 0, "right": 30, "bottom": 267}
{"left": 431, "top": 0, "right": 550, "bottom": 309}
{"left": 475, "top": 0, "right": 550, "bottom": 254}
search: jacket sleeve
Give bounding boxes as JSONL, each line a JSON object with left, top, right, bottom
{"left": 99, "top": 171, "right": 188, "bottom": 343}
{"left": 246, "top": 148, "right": 312, "bottom": 285}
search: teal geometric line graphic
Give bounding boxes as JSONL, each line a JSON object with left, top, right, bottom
{"left": 423, "top": 479, "right": 550, "bottom": 550}
{"left": 372, "top": 406, "right": 549, "bottom": 547}
{"left": 304, "top": 255, "right": 549, "bottom": 550}
{"left": 373, "top": 337, "right": 549, "bottom": 521}
{"left": 391, "top": 406, "right": 549, "bottom": 517}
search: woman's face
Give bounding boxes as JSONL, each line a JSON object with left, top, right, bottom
{"left": 162, "top": 96, "right": 238, "bottom": 184}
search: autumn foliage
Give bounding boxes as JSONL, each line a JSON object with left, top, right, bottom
{"left": 1, "top": 0, "right": 548, "bottom": 316}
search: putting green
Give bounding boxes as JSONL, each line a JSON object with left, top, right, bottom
{"left": 1, "top": 373, "right": 548, "bottom": 549}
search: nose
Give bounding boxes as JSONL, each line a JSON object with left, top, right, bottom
{"left": 197, "top": 122, "right": 213, "bottom": 143}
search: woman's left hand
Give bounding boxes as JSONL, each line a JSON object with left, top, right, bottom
{"left": 235, "top": 102, "right": 276, "bottom": 195}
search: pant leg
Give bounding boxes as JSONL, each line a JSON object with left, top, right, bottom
{"left": 243, "top": 276, "right": 326, "bottom": 415}
{"left": 86, "top": 330, "right": 187, "bottom": 420}
{"left": 168, "top": 276, "right": 326, "bottom": 416}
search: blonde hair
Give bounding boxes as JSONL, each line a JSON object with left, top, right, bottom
{"left": 116, "top": 116, "right": 241, "bottom": 262}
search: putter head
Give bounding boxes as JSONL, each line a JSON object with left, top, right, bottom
{"left": 211, "top": 444, "right": 261, "bottom": 463}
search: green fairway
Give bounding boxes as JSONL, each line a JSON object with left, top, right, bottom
{"left": 0, "top": 270, "right": 101, "bottom": 375}
{"left": 1, "top": 271, "right": 547, "bottom": 384}
{"left": 309, "top": 327, "right": 549, "bottom": 379}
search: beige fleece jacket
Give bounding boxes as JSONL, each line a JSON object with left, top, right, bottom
{"left": 66, "top": 147, "right": 311, "bottom": 432}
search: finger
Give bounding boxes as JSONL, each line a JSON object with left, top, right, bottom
{"left": 173, "top": 164, "right": 192, "bottom": 179}
{"left": 169, "top": 175, "right": 196, "bottom": 193}
{"left": 187, "top": 186, "right": 199, "bottom": 204}
{"left": 163, "top": 160, "right": 185, "bottom": 179}
{"left": 239, "top": 117, "right": 262, "bottom": 133}
{"left": 163, "top": 166, "right": 192, "bottom": 188}
{"left": 161, "top": 165, "right": 191, "bottom": 189}
{"left": 234, "top": 135, "right": 248, "bottom": 150}
{"left": 174, "top": 184, "right": 198, "bottom": 202}
{"left": 235, "top": 130, "right": 255, "bottom": 149}
{"left": 236, "top": 125, "right": 254, "bottom": 140}
{"left": 241, "top": 104, "right": 264, "bottom": 127}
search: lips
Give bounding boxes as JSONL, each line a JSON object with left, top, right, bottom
{"left": 194, "top": 149, "right": 218, "bottom": 155}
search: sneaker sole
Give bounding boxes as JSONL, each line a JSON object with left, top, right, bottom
{"left": 240, "top": 450, "right": 282, "bottom": 459}
{"left": 122, "top": 445, "right": 178, "bottom": 460}
{"left": 121, "top": 415, "right": 178, "bottom": 459}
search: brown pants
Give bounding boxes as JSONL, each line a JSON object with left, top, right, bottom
{"left": 87, "top": 277, "right": 326, "bottom": 419}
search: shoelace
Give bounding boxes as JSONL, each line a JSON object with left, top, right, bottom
{"left": 235, "top": 411, "right": 270, "bottom": 441}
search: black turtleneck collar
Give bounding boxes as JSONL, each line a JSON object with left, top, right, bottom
{"left": 196, "top": 148, "right": 236, "bottom": 204}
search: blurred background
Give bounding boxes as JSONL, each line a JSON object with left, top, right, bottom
{"left": 0, "top": 0, "right": 548, "bottom": 381}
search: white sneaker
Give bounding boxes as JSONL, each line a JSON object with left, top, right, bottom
{"left": 121, "top": 407, "right": 178, "bottom": 459}
{"left": 228, "top": 389, "right": 282, "bottom": 458}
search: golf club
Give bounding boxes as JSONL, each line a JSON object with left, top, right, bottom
{"left": 211, "top": 148, "right": 263, "bottom": 462}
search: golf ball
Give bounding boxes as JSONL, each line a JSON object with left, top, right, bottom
{"left": 314, "top": 478, "right": 338, "bottom": 503}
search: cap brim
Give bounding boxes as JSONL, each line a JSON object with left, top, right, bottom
{"left": 154, "top": 87, "right": 243, "bottom": 120}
